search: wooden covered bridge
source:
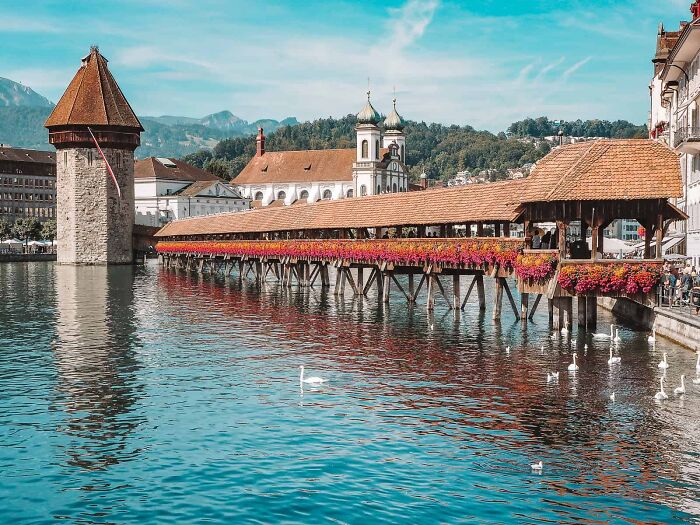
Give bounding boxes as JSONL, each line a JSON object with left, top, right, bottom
{"left": 155, "top": 139, "right": 686, "bottom": 328}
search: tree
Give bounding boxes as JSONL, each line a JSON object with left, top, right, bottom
{"left": 182, "top": 149, "right": 213, "bottom": 168}
{"left": 41, "top": 219, "right": 57, "bottom": 243}
{"left": 12, "top": 217, "right": 41, "bottom": 250}
{"left": 203, "top": 158, "right": 234, "bottom": 180}
{"left": 0, "top": 217, "right": 11, "bottom": 240}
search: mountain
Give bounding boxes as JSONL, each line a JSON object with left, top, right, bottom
{"left": 200, "top": 110, "right": 245, "bottom": 131}
{"left": 0, "top": 78, "right": 53, "bottom": 108}
{"left": 143, "top": 110, "right": 299, "bottom": 135}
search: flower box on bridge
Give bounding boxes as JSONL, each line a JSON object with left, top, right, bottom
{"left": 554, "top": 259, "right": 663, "bottom": 300}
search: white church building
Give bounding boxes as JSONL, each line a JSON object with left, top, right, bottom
{"left": 233, "top": 93, "right": 412, "bottom": 206}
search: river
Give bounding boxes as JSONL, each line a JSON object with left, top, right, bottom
{"left": 1, "top": 261, "right": 699, "bottom": 524}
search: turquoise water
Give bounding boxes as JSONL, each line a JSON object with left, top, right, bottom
{"left": 1, "top": 261, "right": 700, "bottom": 524}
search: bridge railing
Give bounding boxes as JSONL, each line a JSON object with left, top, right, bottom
{"left": 156, "top": 238, "right": 526, "bottom": 271}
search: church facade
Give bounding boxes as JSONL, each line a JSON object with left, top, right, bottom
{"left": 233, "top": 94, "right": 411, "bottom": 207}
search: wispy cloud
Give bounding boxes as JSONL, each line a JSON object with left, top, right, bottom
{"left": 385, "top": 0, "right": 440, "bottom": 53}
{"left": 562, "top": 57, "right": 593, "bottom": 80}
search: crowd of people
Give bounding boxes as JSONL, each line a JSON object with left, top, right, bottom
{"left": 530, "top": 229, "right": 558, "bottom": 250}
{"left": 660, "top": 261, "right": 700, "bottom": 315}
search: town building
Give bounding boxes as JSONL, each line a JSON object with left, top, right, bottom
{"left": 232, "top": 93, "right": 411, "bottom": 206}
{"left": 0, "top": 146, "right": 56, "bottom": 223}
{"left": 649, "top": 2, "right": 700, "bottom": 265}
{"left": 134, "top": 157, "right": 248, "bottom": 227}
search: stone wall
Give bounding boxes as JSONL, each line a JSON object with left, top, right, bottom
{"left": 56, "top": 147, "right": 134, "bottom": 265}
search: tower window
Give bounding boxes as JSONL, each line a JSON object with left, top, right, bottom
{"left": 277, "top": 190, "right": 286, "bottom": 200}
{"left": 375, "top": 140, "right": 380, "bottom": 160}
{"left": 322, "top": 189, "right": 332, "bottom": 200}
{"left": 361, "top": 140, "right": 368, "bottom": 159}
{"left": 360, "top": 185, "right": 367, "bottom": 196}
{"left": 392, "top": 183, "right": 397, "bottom": 193}
{"left": 401, "top": 145, "right": 405, "bottom": 161}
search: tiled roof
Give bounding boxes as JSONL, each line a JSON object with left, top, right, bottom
{"left": 233, "top": 148, "right": 356, "bottom": 185}
{"left": 520, "top": 139, "right": 681, "bottom": 202}
{"left": 45, "top": 47, "right": 143, "bottom": 130}
{"left": 155, "top": 180, "right": 524, "bottom": 237}
{"left": 0, "top": 146, "right": 55, "bottom": 165}
{"left": 135, "top": 157, "right": 220, "bottom": 182}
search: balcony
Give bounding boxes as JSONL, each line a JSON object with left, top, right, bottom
{"left": 673, "top": 126, "right": 700, "bottom": 153}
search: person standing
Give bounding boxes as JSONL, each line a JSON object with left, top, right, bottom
{"left": 531, "top": 230, "right": 542, "bottom": 250}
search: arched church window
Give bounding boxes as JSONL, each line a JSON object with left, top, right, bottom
{"left": 392, "top": 183, "right": 397, "bottom": 193}
{"left": 360, "top": 185, "right": 367, "bottom": 196}
{"left": 375, "top": 140, "right": 380, "bottom": 159}
{"left": 322, "top": 189, "right": 332, "bottom": 200}
{"left": 300, "top": 190, "right": 309, "bottom": 199}
{"left": 254, "top": 191, "right": 263, "bottom": 201}
{"left": 277, "top": 190, "right": 286, "bottom": 200}
{"left": 361, "top": 140, "right": 368, "bottom": 159}
{"left": 401, "top": 145, "right": 405, "bottom": 161}
{"left": 346, "top": 189, "right": 353, "bottom": 198}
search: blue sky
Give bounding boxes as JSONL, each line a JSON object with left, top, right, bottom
{"left": 0, "top": 0, "right": 693, "bottom": 131}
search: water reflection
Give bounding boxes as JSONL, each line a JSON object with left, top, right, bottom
{"left": 52, "top": 265, "right": 144, "bottom": 472}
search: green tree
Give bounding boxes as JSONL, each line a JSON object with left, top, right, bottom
{"left": 41, "top": 219, "right": 57, "bottom": 243}
{"left": 0, "top": 217, "right": 11, "bottom": 240}
{"left": 12, "top": 217, "right": 41, "bottom": 250}
{"left": 203, "top": 158, "right": 234, "bottom": 180}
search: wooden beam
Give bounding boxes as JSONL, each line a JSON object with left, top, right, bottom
{"left": 413, "top": 274, "right": 426, "bottom": 302}
{"left": 390, "top": 273, "right": 411, "bottom": 302}
{"left": 452, "top": 274, "right": 461, "bottom": 310}
{"left": 528, "top": 293, "right": 542, "bottom": 320}
{"left": 493, "top": 277, "right": 503, "bottom": 320}
{"left": 461, "top": 275, "right": 477, "bottom": 310}
{"left": 476, "top": 274, "right": 486, "bottom": 311}
{"left": 520, "top": 292, "right": 529, "bottom": 320}
{"left": 434, "top": 275, "right": 452, "bottom": 309}
{"left": 502, "top": 278, "right": 519, "bottom": 319}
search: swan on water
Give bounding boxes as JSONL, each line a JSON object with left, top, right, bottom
{"left": 531, "top": 461, "right": 543, "bottom": 471}
{"left": 674, "top": 375, "right": 686, "bottom": 395}
{"left": 610, "top": 392, "right": 616, "bottom": 402}
{"left": 547, "top": 372, "right": 559, "bottom": 382}
{"left": 568, "top": 352, "right": 579, "bottom": 372}
{"left": 607, "top": 348, "right": 621, "bottom": 365}
{"left": 613, "top": 329, "right": 622, "bottom": 344}
{"left": 561, "top": 319, "right": 569, "bottom": 335}
{"left": 654, "top": 377, "right": 668, "bottom": 400}
{"left": 648, "top": 329, "right": 656, "bottom": 344}
{"left": 658, "top": 353, "right": 669, "bottom": 370}
{"left": 299, "top": 365, "right": 327, "bottom": 385}
{"left": 593, "top": 324, "right": 614, "bottom": 340}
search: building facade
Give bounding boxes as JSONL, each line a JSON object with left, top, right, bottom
{"left": 0, "top": 146, "right": 56, "bottom": 223}
{"left": 650, "top": 3, "right": 700, "bottom": 265}
{"left": 233, "top": 93, "right": 410, "bottom": 206}
{"left": 134, "top": 157, "right": 249, "bottom": 227}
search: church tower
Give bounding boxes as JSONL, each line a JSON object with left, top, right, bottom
{"left": 353, "top": 91, "right": 382, "bottom": 196}
{"left": 45, "top": 47, "right": 143, "bottom": 265}
{"left": 382, "top": 98, "right": 406, "bottom": 163}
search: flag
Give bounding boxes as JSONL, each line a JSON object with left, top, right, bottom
{"left": 87, "top": 126, "right": 122, "bottom": 199}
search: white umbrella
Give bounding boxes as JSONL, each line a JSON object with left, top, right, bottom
{"left": 587, "top": 237, "right": 636, "bottom": 254}
{"left": 2, "top": 239, "right": 22, "bottom": 244}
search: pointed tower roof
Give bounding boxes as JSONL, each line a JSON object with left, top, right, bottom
{"left": 45, "top": 47, "right": 143, "bottom": 131}
{"left": 356, "top": 91, "right": 381, "bottom": 125}
{"left": 384, "top": 98, "right": 405, "bottom": 131}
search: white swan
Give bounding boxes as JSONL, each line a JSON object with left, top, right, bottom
{"left": 613, "top": 329, "right": 622, "bottom": 344}
{"left": 593, "top": 324, "right": 614, "bottom": 340}
{"left": 547, "top": 371, "right": 559, "bottom": 382}
{"left": 561, "top": 319, "right": 569, "bottom": 335}
{"left": 610, "top": 392, "right": 616, "bottom": 402}
{"left": 299, "top": 365, "right": 327, "bottom": 385}
{"left": 648, "top": 329, "right": 656, "bottom": 344}
{"left": 654, "top": 377, "right": 668, "bottom": 400}
{"left": 530, "top": 461, "right": 543, "bottom": 471}
{"left": 607, "top": 348, "right": 621, "bottom": 365}
{"left": 568, "top": 352, "right": 579, "bottom": 372}
{"left": 657, "top": 353, "right": 669, "bottom": 370}
{"left": 674, "top": 375, "right": 686, "bottom": 395}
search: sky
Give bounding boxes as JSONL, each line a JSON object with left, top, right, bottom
{"left": 0, "top": 0, "right": 694, "bottom": 131}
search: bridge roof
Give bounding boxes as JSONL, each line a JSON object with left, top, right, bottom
{"left": 154, "top": 179, "right": 524, "bottom": 237}
{"left": 521, "top": 139, "right": 681, "bottom": 202}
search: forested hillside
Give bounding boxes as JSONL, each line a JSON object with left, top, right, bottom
{"left": 183, "top": 115, "right": 553, "bottom": 183}
{"left": 507, "top": 117, "right": 647, "bottom": 139}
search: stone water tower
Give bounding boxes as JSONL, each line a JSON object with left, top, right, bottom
{"left": 45, "top": 47, "right": 143, "bottom": 265}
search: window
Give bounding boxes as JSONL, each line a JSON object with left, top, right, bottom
{"left": 401, "top": 145, "right": 405, "bottom": 161}
{"left": 386, "top": 185, "right": 391, "bottom": 193}
{"left": 377, "top": 185, "right": 381, "bottom": 194}
{"left": 322, "top": 189, "right": 332, "bottom": 200}
{"left": 300, "top": 190, "right": 309, "bottom": 199}
{"left": 346, "top": 189, "right": 353, "bottom": 198}
{"left": 87, "top": 151, "right": 93, "bottom": 166}
{"left": 254, "top": 191, "right": 264, "bottom": 201}
{"left": 360, "top": 185, "right": 367, "bottom": 196}
{"left": 361, "top": 140, "right": 368, "bottom": 159}
{"left": 392, "top": 183, "right": 397, "bottom": 193}
{"left": 277, "top": 190, "right": 286, "bottom": 200}
{"left": 375, "top": 140, "right": 380, "bottom": 159}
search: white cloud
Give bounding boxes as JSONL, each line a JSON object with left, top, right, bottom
{"left": 562, "top": 57, "right": 592, "bottom": 80}
{"left": 385, "top": 0, "right": 440, "bottom": 53}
